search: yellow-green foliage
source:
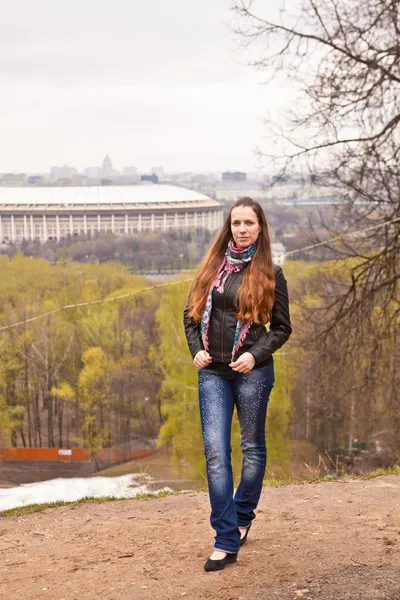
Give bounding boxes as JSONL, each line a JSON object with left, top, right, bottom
{"left": 155, "top": 277, "right": 206, "bottom": 477}
{"left": 0, "top": 394, "right": 11, "bottom": 446}
{"left": 266, "top": 350, "right": 295, "bottom": 467}
{"left": 0, "top": 254, "right": 159, "bottom": 448}
{"left": 77, "top": 347, "right": 109, "bottom": 453}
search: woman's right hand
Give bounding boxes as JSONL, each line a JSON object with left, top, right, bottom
{"left": 194, "top": 350, "right": 213, "bottom": 369}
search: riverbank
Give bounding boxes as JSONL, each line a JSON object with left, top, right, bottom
{"left": 1, "top": 474, "right": 399, "bottom": 599}
{"left": 0, "top": 450, "right": 202, "bottom": 512}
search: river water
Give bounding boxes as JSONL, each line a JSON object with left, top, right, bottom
{"left": 0, "top": 473, "right": 179, "bottom": 512}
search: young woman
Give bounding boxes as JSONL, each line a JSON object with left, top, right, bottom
{"left": 183, "top": 197, "right": 292, "bottom": 572}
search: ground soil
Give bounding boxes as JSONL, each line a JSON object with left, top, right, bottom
{"left": 1, "top": 474, "right": 399, "bottom": 600}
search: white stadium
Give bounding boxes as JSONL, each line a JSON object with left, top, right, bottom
{"left": 0, "top": 185, "right": 224, "bottom": 244}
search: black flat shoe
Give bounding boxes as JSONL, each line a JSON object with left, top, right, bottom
{"left": 239, "top": 524, "right": 252, "bottom": 546}
{"left": 204, "top": 552, "right": 238, "bottom": 572}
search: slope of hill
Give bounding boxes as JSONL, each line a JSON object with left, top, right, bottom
{"left": 1, "top": 475, "right": 399, "bottom": 599}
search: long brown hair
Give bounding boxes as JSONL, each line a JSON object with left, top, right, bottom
{"left": 188, "top": 197, "right": 276, "bottom": 325}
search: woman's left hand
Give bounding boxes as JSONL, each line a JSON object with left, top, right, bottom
{"left": 229, "top": 352, "right": 256, "bottom": 373}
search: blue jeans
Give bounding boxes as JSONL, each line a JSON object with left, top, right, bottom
{"left": 198, "top": 362, "right": 275, "bottom": 554}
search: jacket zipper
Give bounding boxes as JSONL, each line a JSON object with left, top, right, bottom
{"left": 221, "top": 272, "right": 237, "bottom": 359}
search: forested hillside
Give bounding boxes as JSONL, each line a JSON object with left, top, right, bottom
{"left": 0, "top": 254, "right": 398, "bottom": 478}
{"left": 0, "top": 255, "right": 162, "bottom": 451}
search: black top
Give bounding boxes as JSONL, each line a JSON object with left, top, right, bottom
{"left": 183, "top": 263, "right": 292, "bottom": 370}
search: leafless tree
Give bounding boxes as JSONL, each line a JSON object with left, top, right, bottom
{"left": 232, "top": 0, "right": 399, "bottom": 457}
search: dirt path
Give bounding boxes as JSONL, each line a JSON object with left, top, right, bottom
{"left": 1, "top": 475, "right": 399, "bottom": 600}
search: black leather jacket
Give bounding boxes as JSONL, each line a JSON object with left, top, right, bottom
{"left": 183, "top": 263, "right": 292, "bottom": 369}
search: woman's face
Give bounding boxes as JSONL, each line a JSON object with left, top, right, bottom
{"left": 230, "top": 206, "right": 262, "bottom": 249}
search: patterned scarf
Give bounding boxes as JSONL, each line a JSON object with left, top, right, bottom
{"left": 200, "top": 238, "right": 257, "bottom": 362}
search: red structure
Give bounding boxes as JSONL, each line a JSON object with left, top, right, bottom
{"left": 0, "top": 447, "right": 155, "bottom": 485}
{"left": 0, "top": 447, "right": 153, "bottom": 462}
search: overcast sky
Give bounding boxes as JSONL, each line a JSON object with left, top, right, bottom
{"left": 0, "top": 0, "right": 291, "bottom": 174}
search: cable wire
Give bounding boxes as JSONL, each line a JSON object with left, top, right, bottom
{"left": 0, "top": 215, "right": 398, "bottom": 333}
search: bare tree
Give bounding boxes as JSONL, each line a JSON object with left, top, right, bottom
{"left": 232, "top": 0, "right": 399, "bottom": 309}
{"left": 232, "top": 0, "right": 400, "bottom": 456}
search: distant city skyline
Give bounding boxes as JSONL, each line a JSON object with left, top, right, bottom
{"left": 1, "top": 154, "right": 267, "bottom": 178}
{"left": 0, "top": 158, "right": 270, "bottom": 177}
{"left": 0, "top": 1, "right": 293, "bottom": 174}
{"left": 0, "top": 144, "right": 279, "bottom": 179}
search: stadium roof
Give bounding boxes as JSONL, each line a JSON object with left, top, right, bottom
{"left": 0, "top": 184, "right": 219, "bottom": 207}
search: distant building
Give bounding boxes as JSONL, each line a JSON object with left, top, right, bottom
{"left": 222, "top": 171, "right": 247, "bottom": 183}
{"left": 102, "top": 155, "right": 113, "bottom": 178}
{"left": 1, "top": 173, "right": 28, "bottom": 186}
{"left": 123, "top": 166, "right": 138, "bottom": 177}
{"left": 85, "top": 166, "right": 102, "bottom": 179}
{"left": 151, "top": 166, "right": 165, "bottom": 179}
{"left": 28, "top": 175, "right": 44, "bottom": 185}
{"left": 71, "top": 175, "right": 87, "bottom": 186}
{"left": 113, "top": 175, "right": 140, "bottom": 185}
{"left": 190, "top": 174, "right": 208, "bottom": 185}
{"left": 50, "top": 165, "right": 77, "bottom": 182}
{"left": 0, "top": 184, "right": 223, "bottom": 243}
{"left": 141, "top": 174, "right": 159, "bottom": 184}
{"left": 271, "top": 174, "right": 290, "bottom": 184}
